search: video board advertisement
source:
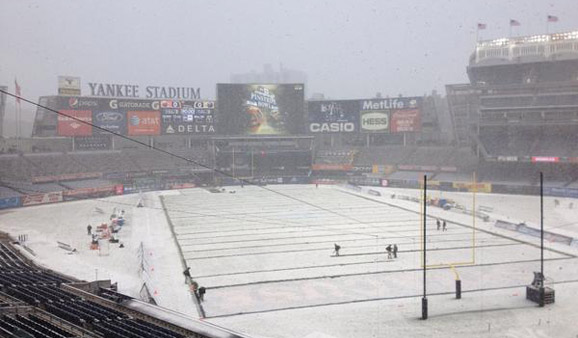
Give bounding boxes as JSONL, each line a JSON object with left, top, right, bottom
{"left": 359, "top": 110, "right": 389, "bottom": 133}
{"left": 127, "top": 111, "right": 161, "bottom": 136}
{"left": 307, "top": 100, "right": 359, "bottom": 133}
{"left": 360, "top": 97, "right": 422, "bottom": 133}
{"left": 53, "top": 96, "right": 216, "bottom": 136}
{"left": 391, "top": 109, "right": 421, "bottom": 133}
{"left": 161, "top": 100, "right": 216, "bottom": 135}
{"left": 217, "top": 84, "right": 305, "bottom": 135}
{"left": 57, "top": 110, "right": 93, "bottom": 136}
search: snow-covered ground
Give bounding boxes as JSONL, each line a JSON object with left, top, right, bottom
{"left": 1, "top": 184, "right": 578, "bottom": 338}
{"left": 0, "top": 191, "right": 198, "bottom": 318}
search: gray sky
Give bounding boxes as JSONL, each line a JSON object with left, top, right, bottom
{"left": 1, "top": 0, "right": 577, "bottom": 106}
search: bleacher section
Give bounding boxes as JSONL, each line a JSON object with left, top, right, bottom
{"left": 355, "top": 146, "right": 477, "bottom": 168}
{"left": 0, "top": 187, "right": 21, "bottom": 198}
{"left": 5, "top": 182, "right": 66, "bottom": 194}
{"left": 0, "top": 233, "right": 246, "bottom": 338}
{"left": 0, "top": 148, "right": 211, "bottom": 183}
{"left": 386, "top": 171, "right": 436, "bottom": 181}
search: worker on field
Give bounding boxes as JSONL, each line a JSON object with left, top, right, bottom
{"left": 183, "top": 267, "right": 191, "bottom": 283}
{"left": 333, "top": 243, "right": 341, "bottom": 256}
{"left": 386, "top": 245, "right": 393, "bottom": 259}
{"left": 198, "top": 286, "right": 206, "bottom": 302}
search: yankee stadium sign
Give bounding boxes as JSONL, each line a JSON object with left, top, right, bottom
{"left": 87, "top": 82, "right": 201, "bottom": 100}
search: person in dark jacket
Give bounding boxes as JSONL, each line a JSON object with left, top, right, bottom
{"left": 386, "top": 245, "right": 393, "bottom": 259}
{"left": 442, "top": 220, "right": 447, "bottom": 231}
{"left": 436, "top": 219, "right": 441, "bottom": 231}
{"left": 333, "top": 243, "right": 341, "bottom": 256}
{"left": 393, "top": 244, "right": 398, "bottom": 258}
{"left": 183, "top": 267, "right": 191, "bottom": 282}
{"left": 87, "top": 224, "right": 92, "bottom": 235}
{"left": 198, "top": 286, "right": 206, "bottom": 302}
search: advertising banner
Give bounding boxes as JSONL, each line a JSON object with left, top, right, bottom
{"left": 439, "top": 166, "right": 458, "bottom": 172}
{"left": 75, "top": 135, "right": 112, "bottom": 151}
{"left": 307, "top": 100, "right": 359, "bottom": 133}
{"left": 531, "top": 156, "right": 559, "bottom": 163}
{"left": 93, "top": 110, "right": 126, "bottom": 134}
{"left": 53, "top": 96, "right": 216, "bottom": 136}
{"left": 360, "top": 110, "right": 389, "bottom": 133}
{"left": 0, "top": 197, "right": 20, "bottom": 209}
{"left": 373, "top": 165, "right": 396, "bottom": 175}
{"left": 452, "top": 182, "right": 492, "bottom": 193}
{"left": 391, "top": 109, "right": 421, "bottom": 133}
{"left": 168, "top": 183, "right": 196, "bottom": 190}
{"left": 127, "top": 111, "right": 161, "bottom": 136}
{"left": 161, "top": 100, "right": 216, "bottom": 135}
{"left": 217, "top": 84, "right": 305, "bottom": 135}
{"left": 545, "top": 187, "right": 578, "bottom": 198}
{"left": 312, "top": 164, "right": 353, "bottom": 171}
{"left": 282, "top": 176, "right": 310, "bottom": 184}
{"left": 22, "top": 192, "right": 63, "bottom": 206}
{"left": 57, "top": 110, "right": 92, "bottom": 136}
{"left": 63, "top": 186, "right": 118, "bottom": 197}
{"left": 32, "top": 172, "right": 102, "bottom": 184}
{"left": 58, "top": 76, "right": 81, "bottom": 96}
{"left": 355, "top": 97, "right": 422, "bottom": 133}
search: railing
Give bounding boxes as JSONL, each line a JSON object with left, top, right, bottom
{"left": 473, "top": 31, "right": 578, "bottom": 64}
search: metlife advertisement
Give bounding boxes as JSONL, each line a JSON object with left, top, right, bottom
{"left": 307, "top": 97, "right": 421, "bottom": 134}
{"left": 360, "top": 97, "right": 422, "bottom": 133}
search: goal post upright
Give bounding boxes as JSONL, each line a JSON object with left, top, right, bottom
{"left": 472, "top": 171, "right": 477, "bottom": 264}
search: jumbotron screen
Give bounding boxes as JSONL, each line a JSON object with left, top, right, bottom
{"left": 217, "top": 84, "right": 305, "bottom": 135}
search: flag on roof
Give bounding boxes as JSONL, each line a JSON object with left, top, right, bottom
{"left": 14, "top": 79, "right": 21, "bottom": 104}
{"left": 547, "top": 15, "right": 559, "bottom": 23}
{"left": 510, "top": 19, "right": 521, "bottom": 26}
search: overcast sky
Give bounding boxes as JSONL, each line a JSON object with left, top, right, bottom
{"left": 1, "top": 0, "right": 577, "bottom": 107}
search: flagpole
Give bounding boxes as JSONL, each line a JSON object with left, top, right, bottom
{"left": 475, "top": 26, "right": 479, "bottom": 43}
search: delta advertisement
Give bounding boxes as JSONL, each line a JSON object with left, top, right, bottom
{"left": 307, "top": 97, "right": 422, "bottom": 133}
{"left": 53, "top": 96, "right": 216, "bottom": 136}
{"left": 307, "top": 100, "right": 359, "bottom": 133}
{"left": 161, "top": 100, "right": 216, "bottom": 135}
{"left": 217, "top": 84, "right": 305, "bottom": 135}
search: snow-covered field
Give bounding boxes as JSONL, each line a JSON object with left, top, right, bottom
{"left": 1, "top": 184, "right": 578, "bottom": 338}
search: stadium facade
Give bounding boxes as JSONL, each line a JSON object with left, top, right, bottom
{"left": 447, "top": 30, "right": 578, "bottom": 191}
{"left": 1, "top": 30, "right": 577, "bottom": 205}
{"left": 1, "top": 29, "right": 578, "bottom": 338}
